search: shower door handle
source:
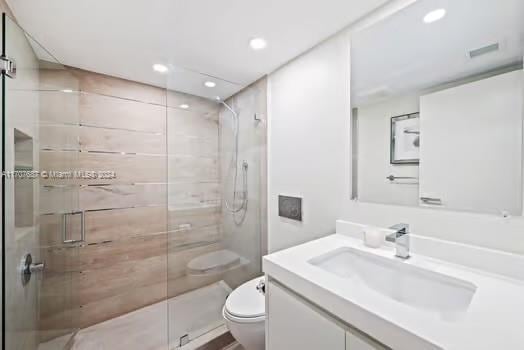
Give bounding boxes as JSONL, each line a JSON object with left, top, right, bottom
{"left": 20, "top": 253, "right": 45, "bottom": 285}
{"left": 62, "top": 211, "right": 85, "bottom": 243}
{"left": 20, "top": 253, "right": 45, "bottom": 275}
{"left": 29, "top": 262, "right": 45, "bottom": 273}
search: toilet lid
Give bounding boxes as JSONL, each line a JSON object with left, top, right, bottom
{"left": 225, "top": 276, "right": 265, "bottom": 318}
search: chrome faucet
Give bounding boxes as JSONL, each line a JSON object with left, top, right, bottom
{"left": 385, "top": 223, "right": 410, "bottom": 259}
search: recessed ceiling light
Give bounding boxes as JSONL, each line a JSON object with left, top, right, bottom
{"left": 179, "top": 104, "right": 190, "bottom": 109}
{"left": 61, "top": 89, "right": 73, "bottom": 93}
{"left": 152, "top": 63, "right": 168, "bottom": 73}
{"left": 204, "top": 81, "right": 216, "bottom": 88}
{"left": 423, "top": 9, "right": 446, "bottom": 24}
{"left": 249, "top": 37, "right": 267, "bottom": 50}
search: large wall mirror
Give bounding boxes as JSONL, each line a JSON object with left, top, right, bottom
{"left": 351, "top": 0, "right": 524, "bottom": 215}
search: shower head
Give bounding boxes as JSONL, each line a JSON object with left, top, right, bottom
{"left": 215, "top": 96, "right": 236, "bottom": 117}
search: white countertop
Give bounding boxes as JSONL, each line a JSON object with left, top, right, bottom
{"left": 263, "top": 229, "right": 524, "bottom": 350}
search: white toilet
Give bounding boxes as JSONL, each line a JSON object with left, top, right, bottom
{"left": 223, "top": 276, "right": 266, "bottom": 350}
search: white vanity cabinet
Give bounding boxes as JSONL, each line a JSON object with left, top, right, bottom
{"left": 267, "top": 280, "right": 387, "bottom": 350}
{"left": 266, "top": 281, "right": 345, "bottom": 349}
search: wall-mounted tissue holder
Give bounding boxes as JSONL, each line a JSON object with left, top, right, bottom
{"left": 278, "top": 195, "right": 302, "bottom": 221}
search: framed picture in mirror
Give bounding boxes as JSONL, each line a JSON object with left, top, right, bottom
{"left": 390, "top": 113, "right": 420, "bottom": 164}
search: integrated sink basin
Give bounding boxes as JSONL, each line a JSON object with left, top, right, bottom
{"left": 308, "top": 247, "right": 477, "bottom": 315}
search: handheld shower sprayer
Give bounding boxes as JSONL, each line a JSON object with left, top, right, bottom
{"left": 216, "top": 96, "right": 248, "bottom": 214}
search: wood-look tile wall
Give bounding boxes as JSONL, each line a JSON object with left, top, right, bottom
{"left": 38, "top": 67, "right": 222, "bottom": 336}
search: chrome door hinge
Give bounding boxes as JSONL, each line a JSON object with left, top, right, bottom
{"left": 1, "top": 55, "right": 16, "bottom": 78}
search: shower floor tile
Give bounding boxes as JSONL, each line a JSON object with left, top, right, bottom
{"left": 39, "top": 281, "right": 231, "bottom": 350}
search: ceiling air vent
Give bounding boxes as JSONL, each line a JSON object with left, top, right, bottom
{"left": 468, "top": 43, "right": 500, "bottom": 59}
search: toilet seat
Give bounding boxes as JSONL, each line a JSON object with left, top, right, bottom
{"left": 223, "top": 306, "right": 265, "bottom": 324}
{"left": 224, "top": 277, "right": 265, "bottom": 322}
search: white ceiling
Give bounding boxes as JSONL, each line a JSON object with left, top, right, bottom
{"left": 7, "top": 0, "right": 388, "bottom": 99}
{"left": 352, "top": 0, "right": 524, "bottom": 106}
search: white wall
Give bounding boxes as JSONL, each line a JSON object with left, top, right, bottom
{"left": 266, "top": 0, "right": 427, "bottom": 253}
{"left": 221, "top": 77, "right": 268, "bottom": 282}
{"left": 357, "top": 95, "right": 419, "bottom": 206}
{"left": 340, "top": 201, "right": 524, "bottom": 254}
{"left": 267, "top": 31, "right": 351, "bottom": 253}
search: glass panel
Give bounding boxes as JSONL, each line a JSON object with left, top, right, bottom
{"left": 2, "top": 13, "right": 81, "bottom": 349}
{"left": 166, "top": 67, "right": 267, "bottom": 348}
{"left": 3, "top": 14, "right": 172, "bottom": 347}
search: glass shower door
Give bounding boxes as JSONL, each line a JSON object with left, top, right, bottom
{"left": 2, "top": 13, "right": 81, "bottom": 350}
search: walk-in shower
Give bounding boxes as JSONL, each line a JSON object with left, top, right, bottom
{"left": 2, "top": 11, "right": 267, "bottom": 350}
